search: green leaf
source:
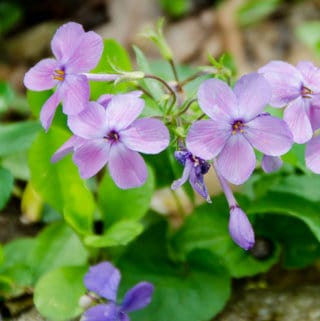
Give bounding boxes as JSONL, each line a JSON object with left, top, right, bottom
{"left": 84, "top": 220, "right": 143, "bottom": 247}
{"left": 0, "top": 81, "right": 14, "bottom": 113}
{"left": 237, "top": 0, "right": 282, "bottom": 26}
{"left": 0, "top": 2, "right": 22, "bottom": 34}
{"left": 98, "top": 167, "right": 155, "bottom": 227}
{"left": 247, "top": 191, "right": 320, "bottom": 242}
{"left": 159, "top": 0, "right": 191, "bottom": 18}
{"left": 28, "top": 127, "right": 95, "bottom": 234}
{"left": 29, "top": 222, "right": 88, "bottom": 281}
{"left": 34, "top": 265, "right": 87, "bottom": 321}
{"left": 0, "top": 121, "right": 41, "bottom": 157}
{"left": 118, "top": 222, "right": 231, "bottom": 321}
{"left": 296, "top": 21, "right": 320, "bottom": 57}
{"left": 2, "top": 150, "right": 30, "bottom": 180}
{"left": 0, "top": 167, "right": 13, "bottom": 210}
{"left": 172, "top": 196, "right": 280, "bottom": 278}
{"left": 90, "top": 39, "right": 132, "bottom": 99}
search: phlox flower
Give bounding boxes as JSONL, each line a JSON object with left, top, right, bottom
{"left": 24, "top": 22, "right": 103, "bottom": 131}
{"left": 171, "top": 149, "right": 211, "bottom": 203}
{"left": 52, "top": 92, "right": 170, "bottom": 189}
{"left": 261, "top": 155, "right": 283, "bottom": 173}
{"left": 186, "top": 73, "right": 293, "bottom": 185}
{"left": 82, "top": 262, "right": 154, "bottom": 321}
{"left": 259, "top": 61, "right": 320, "bottom": 143}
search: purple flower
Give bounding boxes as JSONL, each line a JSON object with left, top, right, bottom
{"left": 52, "top": 92, "right": 170, "bottom": 189}
{"left": 186, "top": 73, "right": 293, "bottom": 185}
{"left": 259, "top": 61, "right": 320, "bottom": 143}
{"left": 305, "top": 135, "right": 320, "bottom": 173}
{"left": 171, "top": 150, "right": 211, "bottom": 203}
{"left": 24, "top": 22, "right": 103, "bottom": 131}
{"left": 261, "top": 155, "right": 283, "bottom": 173}
{"left": 229, "top": 206, "right": 255, "bottom": 250}
{"left": 82, "top": 262, "right": 154, "bottom": 321}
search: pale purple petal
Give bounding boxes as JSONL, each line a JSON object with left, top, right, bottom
{"left": 296, "top": 61, "right": 320, "bottom": 93}
{"left": 106, "top": 94, "right": 144, "bottom": 131}
{"left": 118, "top": 312, "right": 129, "bottom": 321}
{"left": 68, "top": 102, "right": 108, "bottom": 139}
{"left": 216, "top": 135, "right": 256, "bottom": 185}
{"left": 244, "top": 114, "right": 293, "bottom": 155}
{"left": 121, "top": 282, "right": 154, "bottom": 313}
{"left": 198, "top": 78, "right": 236, "bottom": 120}
{"left": 121, "top": 118, "right": 169, "bottom": 154}
{"left": 24, "top": 58, "right": 58, "bottom": 91}
{"left": 60, "top": 74, "right": 89, "bottom": 115}
{"left": 67, "top": 31, "right": 103, "bottom": 72}
{"left": 108, "top": 143, "right": 147, "bottom": 189}
{"left": 171, "top": 158, "right": 192, "bottom": 190}
{"left": 73, "top": 140, "right": 110, "bottom": 179}
{"left": 306, "top": 135, "right": 320, "bottom": 174}
{"left": 51, "top": 22, "right": 85, "bottom": 62}
{"left": 284, "top": 98, "right": 313, "bottom": 144}
{"left": 84, "top": 262, "right": 121, "bottom": 301}
{"left": 97, "top": 94, "right": 113, "bottom": 108}
{"left": 258, "top": 61, "right": 302, "bottom": 107}
{"left": 229, "top": 206, "right": 255, "bottom": 250}
{"left": 82, "top": 303, "right": 118, "bottom": 321}
{"left": 233, "top": 73, "right": 271, "bottom": 120}
{"left": 186, "top": 119, "right": 230, "bottom": 160}
{"left": 308, "top": 96, "right": 320, "bottom": 131}
{"left": 40, "top": 91, "right": 61, "bottom": 131}
{"left": 261, "top": 155, "right": 283, "bottom": 173}
{"left": 51, "top": 136, "right": 86, "bottom": 162}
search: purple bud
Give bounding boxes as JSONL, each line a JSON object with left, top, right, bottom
{"left": 228, "top": 206, "right": 255, "bottom": 250}
{"left": 261, "top": 155, "right": 283, "bottom": 173}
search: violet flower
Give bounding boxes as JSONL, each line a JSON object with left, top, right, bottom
{"left": 186, "top": 73, "right": 293, "bottom": 185}
{"left": 24, "top": 22, "right": 103, "bottom": 131}
{"left": 261, "top": 155, "right": 283, "bottom": 173}
{"left": 171, "top": 150, "right": 211, "bottom": 203}
{"left": 259, "top": 61, "right": 320, "bottom": 143}
{"left": 81, "top": 262, "right": 154, "bottom": 321}
{"left": 52, "top": 92, "right": 170, "bottom": 189}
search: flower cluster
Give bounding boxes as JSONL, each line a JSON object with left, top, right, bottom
{"left": 80, "top": 262, "right": 154, "bottom": 321}
{"left": 24, "top": 21, "right": 320, "bottom": 250}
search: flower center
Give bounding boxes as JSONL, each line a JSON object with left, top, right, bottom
{"left": 301, "top": 86, "right": 313, "bottom": 98}
{"left": 105, "top": 130, "right": 120, "bottom": 143}
{"left": 232, "top": 120, "right": 245, "bottom": 134}
{"left": 53, "top": 69, "right": 65, "bottom": 81}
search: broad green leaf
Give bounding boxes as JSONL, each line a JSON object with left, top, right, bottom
{"left": 34, "top": 265, "right": 87, "bottom": 321}
{"left": 2, "top": 150, "right": 30, "bottom": 180}
{"left": 29, "top": 222, "right": 88, "bottom": 281}
{"left": 118, "top": 222, "right": 231, "bottom": 321}
{"left": 0, "top": 167, "right": 13, "bottom": 210}
{"left": 84, "top": 220, "right": 143, "bottom": 247}
{"left": 90, "top": 39, "right": 132, "bottom": 99}
{"left": 247, "top": 192, "right": 320, "bottom": 242}
{"left": 172, "top": 196, "right": 280, "bottom": 278}
{"left": 0, "top": 121, "right": 41, "bottom": 157}
{"left": 98, "top": 167, "right": 155, "bottom": 227}
{"left": 28, "top": 127, "right": 95, "bottom": 234}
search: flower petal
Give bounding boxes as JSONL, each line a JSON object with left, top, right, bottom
{"left": 171, "top": 158, "right": 192, "bottom": 190}
{"left": 216, "top": 135, "right": 256, "bottom": 185}
{"left": 296, "top": 61, "right": 320, "bottom": 93}
{"left": 197, "top": 78, "right": 236, "bottom": 120}
{"left": 244, "top": 114, "right": 293, "bottom": 155}
{"left": 40, "top": 91, "right": 61, "bottom": 131}
{"left": 68, "top": 102, "right": 108, "bottom": 139}
{"left": 84, "top": 262, "right": 121, "bottom": 301}
{"left": 308, "top": 96, "right": 320, "bottom": 131}
{"left": 82, "top": 303, "right": 118, "bottom": 321}
{"left": 24, "top": 58, "right": 58, "bottom": 91}
{"left": 261, "top": 155, "right": 283, "bottom": 173}
{"left": 258, "top": 60, "right": 302, "bottom": 107}
{"left": 233, "top": 73, "right": 271, "bottom": 120}
{"left": 189, "top": 165, "right": 211, "bottom": 203}
{"left": 108, "top": 143, "right": 147, "bottom": 189}
{"left": 73, "top": 139, "right": 110, "bottom": 179}
{"left": 118, "top": 312, "right": 130, "bottom": 321}
{"left": 229, "top": 206, "right": 255, "bottom": 250}
{"left": 306, "top": 135, "right": 320, "bottom": 174}
{"left": 284, "top": 98, "right": 312, "bottom": 144}
{"left": 121, "top": 118, "right": 169, "bottom": 154}
{"left": 106, "top": 94, "right": 144, "bottom": 131}
{"left": 60, "top": 74, "right": 89, "bottom": 115}
{"left": 51, "top": 22, "right": 85, "bottom": 62}
{"left": 67, "top": 31, "right": 103, "bottom": 72}
{"left": 121, "top": 282, "right": 154, "bottom": 313}
{"left": 186, "top": 119, "right": 230, "bottom": 160}
{"left": 51, "top": 135, "right": 85, "bottom": 163}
